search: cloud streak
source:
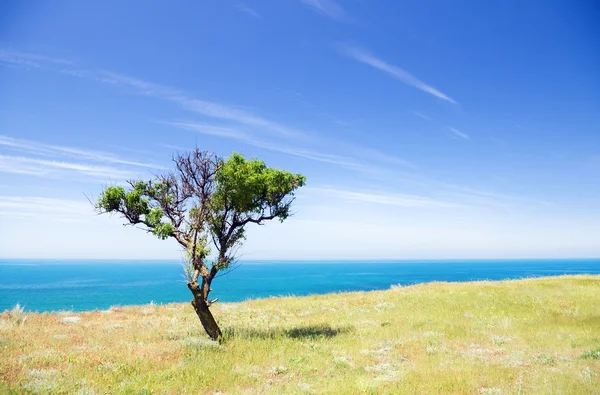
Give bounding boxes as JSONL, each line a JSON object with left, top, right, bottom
{"left": 0, "top": 155, "right": 138, "bottom": 181}
{"left": 310, "top": 187, "right": 459, "bottom": 209}
{"left": 448, "top": 127, "right": 470, "bottom": 140}
{"left": 0, "top": 196, "right": 91, "bottom": 221}
{"left": 77, "top": 71, "right": 306, "bottom": 140}
{"left": 0, "top": 135, "right": 163, "bottom": 169}
{"left": 165, "top": 120, "right": 417, "bottom": 174}
{"left": 4, "top": 49, "right": 417, "bottom": 177}
{"left": 300, "top": 0, "right": 348, "bottom": 21}
{"left": 236, "top": 3, "right": 261, "bottom": 18}
{"left": 338, "top": 45, "right": 456, "bottom": 104}
{"left": 165, "top": 121, "right": 380, "bottom": 172}
{"left": 4, "top": 50, "right": 309, "bottom": 145}
{"left": 163, "top": 121, "right": 250, "bottom": 141}
{"left": 412, "top": 111, "right": 432, "bottom": 121}
{"left": 345, "top": 145, "right": 417, "bottom": 170}
{"left": 0, "top": 49, "right": 73, "bottom": 68}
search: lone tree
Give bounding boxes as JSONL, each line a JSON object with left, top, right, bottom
{"left": 95, "top": 149, "right": 305, "bottom": 341}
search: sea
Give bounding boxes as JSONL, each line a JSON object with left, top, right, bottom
{"left": 1, "top": 259, "right": 599, "bottom": 312}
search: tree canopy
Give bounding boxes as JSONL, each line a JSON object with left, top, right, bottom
{"left": 95, "top": 149, "right": 305, "bottom": 340}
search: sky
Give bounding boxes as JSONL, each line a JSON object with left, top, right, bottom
{"left": 0, "top": 0, "right": 599, "bottom": 260}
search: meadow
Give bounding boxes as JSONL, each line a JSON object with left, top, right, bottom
{"left": 1, "top": 275, "right": 599, "bottom": 394}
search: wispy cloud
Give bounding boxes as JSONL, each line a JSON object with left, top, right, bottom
{"left": 0, "top": 49, "right": 73, "bottom": 68}
{"left": 253, "top": 141, "right": 375, "bottom": 171}
{"left": 0, "top": 155, "right": 138, "bottom": 180}
{"left": 166, "top": 121, "right": 417, "bottom": 171}
{"left": 79, "top": 71, "right": 306, "bottom": 140}
{"left": 164, "top": 121, "right": 380, "bottom": 172}
{"left": 490, "top": 136, "right": 507, "bottom": 147}
{"left": 332, "top": 119, "right": 360, "bottom": 127}
{"left": 0, "top": 135, "right": 163, "bottom": 169}
{"left": 4, "top": 49, "right": 417, "bottom": 176}
{"left": 342, "top": 145, "right": 417, "bottom": 170}
{"left": 310, "top": 187, "right": 459, "bottom": 208}
{"left": 0, "top": 156, "right": 47, "bottom": 176}
{"left": 311, "top": 183, "right": 552, "bottom": 212}
{"left": 448, "top": 127, "right": 470, "bottom": 140}
{"left": 0, "top": 196, "right": 91, "bottom": 221}
{"left": 300, "top": 0, "right": 348, "bottom": 21}
{"left": 163, "top": 121, "right": 250, "bottom": 140}
{"left": 440, "top": 184, "right": 553, "bottom": 208}
{"left": 236, "top": 3, "right": 261, "bottom": 18}
{"left": 412, "top": 111, "right": 432, "bottom": 121}
{"left": 338, "top": 44, "right": 456, "bottom": 104}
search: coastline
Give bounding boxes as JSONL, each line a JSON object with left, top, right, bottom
{"left": 0, "top": 274, "right": 600, "bottom": 315}
{"left": 1, "top": 273, "right": 598, "bottom": 314}
{"left": 2, "top": 274, "right": 599, "bottom": 393}
{"left": 2, "top": 259, "right": 600, "bottom": 313}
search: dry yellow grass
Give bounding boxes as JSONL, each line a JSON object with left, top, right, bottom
{"left": 1, "top": 275, "right": 599, "bottom": 394}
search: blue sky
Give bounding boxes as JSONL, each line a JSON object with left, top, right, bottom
{"left": 0, "top": 0, "right": 599, "bottom": 259}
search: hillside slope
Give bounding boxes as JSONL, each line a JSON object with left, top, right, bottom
{"left": 1, "top": 275, "right": 599, "bottom": 394}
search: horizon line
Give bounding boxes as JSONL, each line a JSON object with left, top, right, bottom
{"left": 1, "top": 257, "right": 599, "bottom": 263}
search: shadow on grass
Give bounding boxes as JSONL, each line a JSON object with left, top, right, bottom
{"left": 223, "top": 323, "right": 353, "bottom": 341}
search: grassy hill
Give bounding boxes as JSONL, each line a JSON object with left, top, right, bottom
{"left": 1, "top": 275, "right": 599, "bottom": 394}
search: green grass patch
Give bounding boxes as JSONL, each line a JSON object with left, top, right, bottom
{"left": 580, "top": 348, "right": 600, "bottom": 360}
{"left": 1, "top": 275, "right": 599, "bottom": 394}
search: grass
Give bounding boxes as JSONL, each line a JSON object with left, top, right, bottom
{"left": 1, "top": 275, "right": 599, "bottom": 394}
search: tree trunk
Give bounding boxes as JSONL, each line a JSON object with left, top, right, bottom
{"left": 188, "top": 282, "right": 223, "bottom": 342}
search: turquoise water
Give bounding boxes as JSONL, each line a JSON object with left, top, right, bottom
{"left": 1, "top": 259, "right": 599, "bottom": 312}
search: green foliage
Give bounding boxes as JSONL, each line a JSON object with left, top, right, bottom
{"left": 211, "top": 256, "right": 233, "bottom": 271}
{"left": 153, "top": 222, "right": 175, "bottom": 240}
{"left": 534, "top": 353, "right": 557, "bottom": 366}
{"left": 97, "top": 183, "right": 153, "bottom": 223}
{"left": 96, "top": 182, "right": 173, "bottom": 240}
{"left": 145, "top": 207, "right": 164, "bottom": 227}
{"left": 119, "top": 181, "right": 150, "bottom": 222}
{"left": 186, "top": 239, "right": 210, "bottom": 262}
{"left": 95, "top": 150, "right": 305, "bottom": 279}
{"left": 580, "top": 347, "right": 600, "bottom": 360}
{"left": 214, "top": 153, "right": 306, "bottom": 221}
{"left": 97, "top": 186, "right": 126, "bottom": 212}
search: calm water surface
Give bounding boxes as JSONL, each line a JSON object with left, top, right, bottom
{"left": 1, "top": 259, "right": 599, "bottom": 312}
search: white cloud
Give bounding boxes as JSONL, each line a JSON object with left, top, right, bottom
{"left": 0, "top": 156, "right": 46, "bottom": 176}
{"left": 251, "top": 141, "right": 375, "bottom": 171}
{"left": 448, "top": 127, "right": 470, "bottom": 140}
{"left": 1, "top": 190, "right": 597, "bottom": 260}
{"left": 0, "top": 199, "right": 182, "bottom": 259}
{"left": 0, "top": 155, "right": 138, "bottom": 181}
{"left": 339, "top": 45, "right": 456, "bottom": 104}
{"left": 241, "top": 215, "right": 600, "bottom": 260}
{"left": 440, "top": 184, "right": 553, "bottom": 208}
{"left": 1, "top": 50, "right": 595, "bottom": 260}
{"left": 88, "top": 71, "right": 306, "bottom": 140}
{"left": 490, "top": 136, "right": 507, "bottom": 147}
{"left": 344, "top": 145, "right": 417, "bottom": 170}
{"left": 0, "top": 196, "right": 91, "bottom": 221}
{"left": 309, "top": 187, "right": 459, "bottom": 208}
{"left": 168, "top": 121, "right": 367, "bottom": 170}
{"left": 300, "top": 0, "right": 348, "bottom": 21}
{"left": 159, "top": 121, "right": 251, "bottom": 141}
{"left": 0, "top": 49, "right": 73, "bottom": 68}
{"left": 0, "top": 135, "right": 161, "bottom": 182}
{"left": 412, "top": 111, "right": 431, "bottom": 121}
{"left": 4, "top": 50, "right": 418, "bottom": 178}
{"left": 236, "top": 3, "right": 261, "bottom": 18}
{"left": 165, "top": 121, "right": 412, "bottom": 173}
{"left": 0, "top": 135, "right": 163, "bottom": 169}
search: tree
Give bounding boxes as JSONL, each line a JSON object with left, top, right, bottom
{"left": 95, "top": 149, "right": 306, "bottom": 341}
